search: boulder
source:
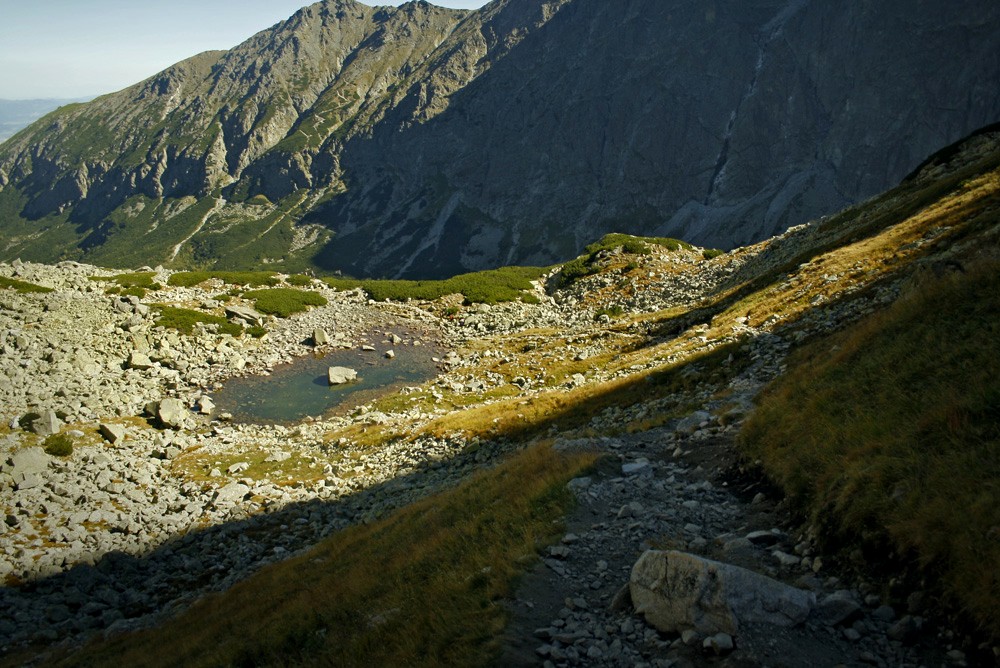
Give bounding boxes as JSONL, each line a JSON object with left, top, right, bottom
{"left": 27, "top": 410, "right": 61, "bottom": 437}
{"left": 6, "top": 447, "right": 49, "bottom": 484}
{"left": 214, "top": 482, "right": 250, "bottom": 505}
{"left": 816, "top": 590, "right": 863, "bottom": 627}
{"left": 195, "top": 396, "right": 215, "bottom": 416}
{"left": 630, "top": 550, "right": 815, "bottom": 635}
{"left": 328, "top": 366, "right": 358, "bottom": 385}
{"left": 98, "top": 423, "right": 127, "bottom": 445}
{"left": 385, "top": 349, "right": 395, "bottom": 359}
{"left": 225, "top": 305, "right": 265, "bottom": 327}
{"left": 155, "top": 398, "right": 187, "bottom": 429}
{"left": 312, "top": 328, "right": 330, "bottom": 346}
{"left": 127, "top": 351, "right": 154, "bottom": 370}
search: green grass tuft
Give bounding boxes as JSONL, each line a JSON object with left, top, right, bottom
{"left": 43, "top": 433, "right": 74, "bottom": 457}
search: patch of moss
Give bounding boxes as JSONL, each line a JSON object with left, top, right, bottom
{"left": 242, "top": 288, "right": 327, "bottom": 318}
{"left": 0, "top": 277, "right": 53, "bottom": 294}
{"left": 168, "top": 271, "right": 280, "bottom": 288}
{"left": 153, "top": 305, "right": 243, "bottom": 337}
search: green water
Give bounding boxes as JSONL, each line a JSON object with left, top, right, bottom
{"left": 213, "top": 341, "right": 442, "bottom": 424}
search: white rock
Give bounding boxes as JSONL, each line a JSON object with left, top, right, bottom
{"left": 98, "top": 422, "right": 127, "bottom": 444}
{"left": 328, "top": 366, "right": 358, "bottom": 385}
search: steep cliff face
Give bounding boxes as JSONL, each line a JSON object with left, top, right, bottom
{"left": 310, "top": 0, "right": 1000, "bottom": 277}
{"left": 1, "top": 0, "right": 998, "bottom": 277}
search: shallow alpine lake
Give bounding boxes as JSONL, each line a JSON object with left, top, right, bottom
{"left": 212, "top": 337, "right": 444, "bottom": 425}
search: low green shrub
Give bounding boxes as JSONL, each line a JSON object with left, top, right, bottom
{"left": 596, "top": 305, "right": 625, "bottom": 319}
{"left": 89, "top": 272, "right": 160, "bottom": 291}
{"left": 557, "top": 233, "right": 694, "bottom": 287}
{"left": 43, "top": 433, "right": 74, "bottom": 457}
{"left": 0, "top": 277, "right": 53, "bottom": 294}
{"left": 702, "top": 248, "right": 725, "bottom": 260}
{"left": 325, "top": 266, "right": 545, "bottom": 305}
{"left": 584, "top": 233, "right": 691, "bottom": 255}
{"left": 285, "top": 274, "right": 315, "bottom": 287}
{"left": 243, "top": 288, "right": 328, "bottom": 318}
{"left": 167, "top": 271, "right": 279, "bottom": 288}
{"left": 153, "top": 305, "right": 243, "bottom": 337}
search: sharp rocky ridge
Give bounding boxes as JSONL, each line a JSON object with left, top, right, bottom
{"left": 0, "top": 0, "right": 998, "bottom": 278}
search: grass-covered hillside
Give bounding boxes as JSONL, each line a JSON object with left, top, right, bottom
{"left": 740, "top": 257, "right": 1000, "bottom": 637}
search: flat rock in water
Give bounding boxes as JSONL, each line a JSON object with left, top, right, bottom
{"left": 328, "top": 366, "right": 358, "bottom": 385}
{"left": 630, "top": 550, "right": 815, "bottom": 635}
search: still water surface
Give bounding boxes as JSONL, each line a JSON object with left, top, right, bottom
{"left": 213, "top": 342, "right": 442, "bottom": 424}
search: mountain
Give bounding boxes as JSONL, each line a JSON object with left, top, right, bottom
{"left": 0, "top": 99, "right": 91, "bottom": 144}
{"left": 0, "top": 0, "right": 998, "bottom": 278}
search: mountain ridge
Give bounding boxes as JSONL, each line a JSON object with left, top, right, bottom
{"left": 1, "top": 0, "right": 998, "bottom": 277}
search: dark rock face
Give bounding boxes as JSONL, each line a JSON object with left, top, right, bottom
{"left": 1, "top": 0, "right": 999, "bottom": 277}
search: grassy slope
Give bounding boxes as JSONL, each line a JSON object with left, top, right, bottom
{"left": 740, "top": 260, "right": 1000, "bottom": 636}
{"left": 55, "top": 444, "right": 596, "bottom": 667}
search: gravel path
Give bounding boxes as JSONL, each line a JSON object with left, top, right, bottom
{"left": 500, "top": 429, "right": 965, "bottom": 668}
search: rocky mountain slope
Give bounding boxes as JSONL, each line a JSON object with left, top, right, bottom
{"left": 0, "top": 100, "right": 90, "bottom": 144}
{"left": 1, "top": 0, "right": 998, "bottom": 278}
{"left": 1, "top": 123, "right": 998, "bottom": 665}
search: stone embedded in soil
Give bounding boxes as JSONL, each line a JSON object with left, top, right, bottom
{"left": 630, "top": 549, "right": 816, "bottom": 635}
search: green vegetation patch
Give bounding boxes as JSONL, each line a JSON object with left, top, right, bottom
{"left": 325, "top": 266, "right": 546, "bottom": 305}
{"left": 43, "top": 433, "right": 74, "bottom": 457}
{"left": 557, "top": 233, "right": 694, "bottom": 287}
{"left": 62, "top": 443, "right": 597, "bottom": 667}
{"left": 153, "top": 305, "right": 242, "bottom": 337}
{"left": 285, "top": 274, "right": 316, "bottom": 287}
{"left": 739, "top": 261, "right": 1000, "bottom": 637}
{"left": 89, "top": 272, "right": 162, "bottom": 298}
{"left": 585, "top": 233, "right": 693, "bottom": 255}
{"left": 167, "top": 271, "right": 279, "bottom": 288}
{"left": 0, "top": 276, "right": 53, "bottom": 294}
{"left": 243, "top": 288, "right": 328, "bottom": 318}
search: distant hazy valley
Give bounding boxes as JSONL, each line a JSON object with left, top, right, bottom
{"left": 0, "top": 98, "right": 89, "bottom": 144}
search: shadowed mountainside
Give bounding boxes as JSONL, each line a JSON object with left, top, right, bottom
{"left": 0, "top": 0, "right": 998, "bottom": 277}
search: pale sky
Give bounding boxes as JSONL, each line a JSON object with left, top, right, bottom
{"left": 0, "top": 0, "right": 490, "bottom": 100}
